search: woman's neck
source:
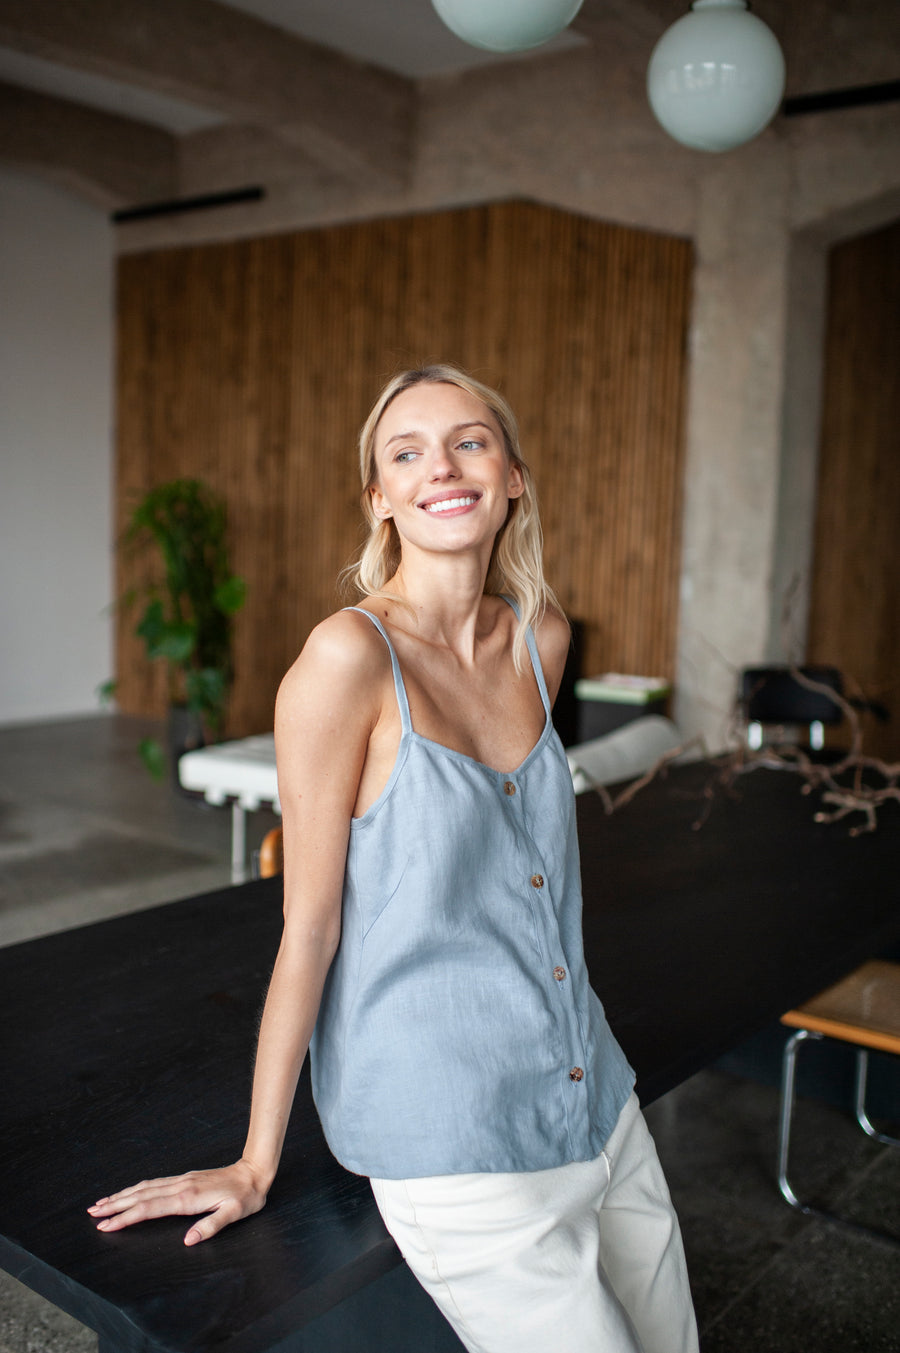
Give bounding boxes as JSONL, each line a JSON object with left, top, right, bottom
{"left": 382, "top": 551, "right": 496, "bottom": 664}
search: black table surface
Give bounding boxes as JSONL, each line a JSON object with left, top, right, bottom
{"left": 1, "top": 762, "right": 898, "bottom": 1353}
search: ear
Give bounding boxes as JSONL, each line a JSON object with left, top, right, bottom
{"left": 369, "top": 484, "right": 393, "bottom": 520}
{"left": 507, "top": 460, "right": 525, "bottom": 501}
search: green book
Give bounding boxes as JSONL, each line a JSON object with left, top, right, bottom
{"left": 574, "top": 674, "right": 671, "bottom": 705}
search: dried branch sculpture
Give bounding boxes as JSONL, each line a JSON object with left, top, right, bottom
{"left": 734, "top": 667, "right": 899, "bottom": 835}
{"left": 583, "top": 667, "right": 898, "bottom": 836}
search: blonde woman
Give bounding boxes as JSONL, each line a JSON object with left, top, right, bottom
{"left": 91, "top": 366, "right": 698, "bottom": 1353}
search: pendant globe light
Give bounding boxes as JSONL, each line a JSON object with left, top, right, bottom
{"left": 430, "top": 0, "right": 584, "bottom": 54}
{"left": 647, "top": 0, "right": 786, "bottom": 152}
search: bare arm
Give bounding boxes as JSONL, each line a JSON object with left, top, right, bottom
{"left": 89, "top": 613, "right": 386, "bottom": 1244}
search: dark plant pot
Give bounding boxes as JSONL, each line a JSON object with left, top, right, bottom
{"left": 168, "top": 705, "right": 206, "bottom": 794}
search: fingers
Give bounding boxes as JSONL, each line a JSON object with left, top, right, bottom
{"left": 88, "top": 1176, "right": 200, "bottom": 1230}
{"left": 90, "top": 1175, "right": 187, "bottom": 1212}
{"left": 90, "top": 1194, "right": 188, "bottom": 1232}
{"left": 184, "top": 1199, "right": 242, "bottom": 1247}
{"left": 88, "top": 1164, "right": 264, "bottom": 1240}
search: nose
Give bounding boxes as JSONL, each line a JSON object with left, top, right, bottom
{"left": 427, "top": 443, "right": 460, "bottom": 481}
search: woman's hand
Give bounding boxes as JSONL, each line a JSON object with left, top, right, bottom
{"left": 87, "top": 1158, "right": 269, "bottom": 1246}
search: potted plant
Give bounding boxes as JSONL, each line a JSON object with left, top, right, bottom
{"left": 104, "top": 478, "right": 246, "bottom": 779}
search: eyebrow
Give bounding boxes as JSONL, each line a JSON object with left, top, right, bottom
{"left": 382, "top": 421, "right": 494, "bottom": 448}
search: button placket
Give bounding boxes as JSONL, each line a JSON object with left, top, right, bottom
{"left": 503, "top": 773, "right": 582, "bottom": 1109}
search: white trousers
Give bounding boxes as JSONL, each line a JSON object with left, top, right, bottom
{"left": 370, "top": 1094, "right": 698, "bottom": 1353}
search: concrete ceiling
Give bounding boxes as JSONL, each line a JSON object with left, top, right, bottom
{"left": 0, "top": 0, "right": 589, "bottom": 137}
{"left": 0, "top": 0, "right": 897, "bottom": 209}
{"left": 218, "top": 0, "right": 588, "bottom": 79}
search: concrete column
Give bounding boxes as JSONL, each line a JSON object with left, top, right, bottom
{"left": 766, "top": 229, "right": 830, "bottom": 663}
{"left": 674, "top": 136, "right": 791, "bottom": 749}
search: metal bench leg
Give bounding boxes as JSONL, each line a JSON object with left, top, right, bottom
{"left": 777, "top": 1027, "right": 821, "bottom": 1212}
{"left": 854, "top": 1050, "right": 900, "bottom": 1147}
{"left": 778, "top": 1029, "right": 900, "bottom": 1245}
{"left": 231, "top": 802, "right": 247, "bottom": 883}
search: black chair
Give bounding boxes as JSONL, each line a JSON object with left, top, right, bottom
{"left": 738, "top": 665, "right": 843, "bottom": 751}
{"left": 552, "top": 618, "right": 583, "bottom": 749}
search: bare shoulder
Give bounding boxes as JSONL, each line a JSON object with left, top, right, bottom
{"left": 534, "top": 606, "right": 572, "bottom": 702}
{"left": 275, "top": 609, "right": 389, "bottom": 728}
{"left": 273, "top": 612, "right": 394, "bottom": 885}
{"left": 274, "top": 608, "right": 394, "bottom": 820}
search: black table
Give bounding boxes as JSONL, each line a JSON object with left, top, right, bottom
{"left": 1, "top": 763, "right": 898, "bottom": 1353}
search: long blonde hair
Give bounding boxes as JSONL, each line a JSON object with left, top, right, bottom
{"left": 344, "top": 364, "right": 563, "bottom": 672}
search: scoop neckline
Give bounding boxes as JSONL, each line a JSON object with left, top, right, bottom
{"left": 408, "top": 708, "right": 553, "bottom": 778}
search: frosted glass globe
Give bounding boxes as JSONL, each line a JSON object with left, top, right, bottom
{"left": 431, "top": 0, "right": 584, "bottom": 53}
{"left": 647, "top": 0, "right": 786, "bottom": 152}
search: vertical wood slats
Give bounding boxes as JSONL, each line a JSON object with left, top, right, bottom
{"left": 807, "top": 218, "right": 900, "bottom": 762}
{"left": 115, "top": 202, "right": 693, "bottom": 736}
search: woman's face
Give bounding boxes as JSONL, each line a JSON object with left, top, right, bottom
{"left": 370, "top": 382, "right": 523, "bottom": 562}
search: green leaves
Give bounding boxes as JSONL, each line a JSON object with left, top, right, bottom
{"left": 138, "top": 737, "right": 167, "bottom": 780}
{"left": 136, "top": 599, "right": 196, "bottom": 663}
{"left": 109, "top": 478, "right": 248, "bottom": 772}
{"left": 213, "top": 575, "right": 247, "bottom": 616}
{"left": 185, "top": 667, "right": 228, "bottom": 728}
{"left": 96, "top": 678, "right": 117, "bottom": 704}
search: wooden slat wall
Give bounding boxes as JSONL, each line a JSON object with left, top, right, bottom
{"left": 807, "top": 218, "right": 900, "bottom": 762}
{"left": 115, "top": 202, "right": 693, "bottom": 735}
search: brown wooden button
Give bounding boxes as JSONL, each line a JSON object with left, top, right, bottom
{"left": 569, "top": 1066, "right": 584, "bottom": 1082}
{"left": 531, "top": 874, "right": 544, "bottom": 889}
{"left": 553, "top": 966, "right": 567, "bottom": 982}
{"left": 504, "top": 781, "right": 516, "bottom": 796}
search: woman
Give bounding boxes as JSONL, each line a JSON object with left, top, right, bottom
{"left": 90, "top": 365, "right": 698, "bottom": 1353}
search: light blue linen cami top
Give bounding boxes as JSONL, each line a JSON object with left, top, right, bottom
{"left": 309, "top": 603, "right": 635, "bottom": 1179}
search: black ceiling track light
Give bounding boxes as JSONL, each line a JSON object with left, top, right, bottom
{"left": 782, "top": 78, "right": 900, "bottom": 117}
{"left": 112, "top": 186, "right": 265, "bottom": 224}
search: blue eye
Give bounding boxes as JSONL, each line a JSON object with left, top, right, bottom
{"left": 395, "top": 450, "right": 417, "bottom": 463}
{"left": 458, "top": 439, "right": 481, "bottom": 451}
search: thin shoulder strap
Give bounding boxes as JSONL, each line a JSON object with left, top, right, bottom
{"left": 500, "top": 596, "right": 553, "bottom": 718}
{"left": 343, "top": 607, "right": 412, "bottom": 734}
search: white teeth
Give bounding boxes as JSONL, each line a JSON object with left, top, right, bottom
{"left": 423, "top": 496, "right": 478, "bottom": 513}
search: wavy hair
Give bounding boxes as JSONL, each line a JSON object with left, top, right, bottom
{"left": 343, "top": 364, "right": 562, "bottom": 672}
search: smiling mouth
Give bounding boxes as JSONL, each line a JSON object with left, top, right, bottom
{"left": 420, "top": 495, "right": 481, "bottom": 514}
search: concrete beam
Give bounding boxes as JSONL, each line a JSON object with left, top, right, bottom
{"left": 0, "top": 80, "right": 175, "bottom": 207}
{"left": 755, "top": 0, "right": 900, "bottom": 98}
{"left": 175, "top": 120, "right": 340, "bottom": 199}
{"left": 573, "top": 0, "right": 680, "bottom": 47}
{"left": 0, "top": 0, "right": 415, "bottom": 187}
{"left": 576, "top": 0, "right": 900, "bottom": 98}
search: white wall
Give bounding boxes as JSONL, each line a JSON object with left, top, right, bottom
{"left": 0, "top": 169, "right": 114, "bottom": 724}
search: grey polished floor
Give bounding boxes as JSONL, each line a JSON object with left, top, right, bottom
{"left": 0, "top": 715, "right": 897, "bottom": 1353}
